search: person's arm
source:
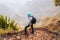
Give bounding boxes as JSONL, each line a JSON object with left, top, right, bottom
{"left": 28, "top": 17, "right": 32, "bottom": 23}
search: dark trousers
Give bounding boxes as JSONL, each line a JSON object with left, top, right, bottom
{"left": 25, "top": 23, "right": 34, "bottom": 34}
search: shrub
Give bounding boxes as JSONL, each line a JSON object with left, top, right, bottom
{"left": 0, "top": 15, "right": 18, "bottom": 31}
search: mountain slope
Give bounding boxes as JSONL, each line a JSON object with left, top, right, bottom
{"left": 0, "top": 28, "right": 60, "bottom": 40}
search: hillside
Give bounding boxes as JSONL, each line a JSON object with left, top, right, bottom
{"left": 0, "top": 28, "right": 60, "bottom": 40}
{"left": 0, "top": 16, "right": 60, "bottom": 40}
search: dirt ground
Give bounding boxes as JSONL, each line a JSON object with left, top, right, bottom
{"left": 0, "top": 28, "right": 60, "bottom": 40}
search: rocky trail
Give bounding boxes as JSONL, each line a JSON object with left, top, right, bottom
{"left": 0, "top": 27, "right": 60, "bottom": 40}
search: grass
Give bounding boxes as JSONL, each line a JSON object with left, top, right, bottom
{"left": 0, "top": 15, "right": 19, "bottom": 34}
{"left": 0, "top": 27, "right": 12, "bottom": 34}
{"left": 53, "top": 30, "right": 60, "bottom": 34}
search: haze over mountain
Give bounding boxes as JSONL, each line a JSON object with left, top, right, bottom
{"left": 19, "top": 0, "right": 60, "bottom": 17}
{"left": 0, "top": 0, "right": 60, "bottom": 18}
{"left": 0, "top": 4, "right": 17, "bottom": 18}
{"left": 0, "top": 0, "right": 60, "bottom": 26}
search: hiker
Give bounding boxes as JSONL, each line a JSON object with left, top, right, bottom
{"left": 24, "top": 12, "right": 36, "bottom": 35}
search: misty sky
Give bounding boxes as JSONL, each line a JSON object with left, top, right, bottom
{"left": 0, "top": 0, "right": 60, "bottom": 18}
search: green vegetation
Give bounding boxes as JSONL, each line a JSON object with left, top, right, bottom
{"left": 0, "top": 15, "right": 18, "bottom": 34}
{"left": 54, "top": 0, "right": 60, "bottom": 6}
{"left": 53, "top": 29, "right": 60, "bottom": 34}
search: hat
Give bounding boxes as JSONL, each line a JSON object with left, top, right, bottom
{"left": 27, "top": 12, "right": 31, "bottom": 17}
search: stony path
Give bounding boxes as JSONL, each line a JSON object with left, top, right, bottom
{"left": 0, "top": 28, "right": 60, "bottom": 40}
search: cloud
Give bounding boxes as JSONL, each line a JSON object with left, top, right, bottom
{"left": 0, "top": 0, "right": 59, "bottom": 18}
{"left": 0, "top": 0, "right": 29, "bottom": 17}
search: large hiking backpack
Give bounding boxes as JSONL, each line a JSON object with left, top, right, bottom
{"left": 31, "top": 16, "right": 36, "bottom": 24}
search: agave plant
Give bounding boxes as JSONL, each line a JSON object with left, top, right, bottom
{"left": 0, "top": 15, "right": 18, "bottom": 31}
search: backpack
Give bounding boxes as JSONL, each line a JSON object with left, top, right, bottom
{"left": 31, "top": 16, "right": 36, "bottom": 24}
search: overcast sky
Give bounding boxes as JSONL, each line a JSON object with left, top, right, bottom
{"left": 0, "top": 0, "right": 60, "bottom": 18}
